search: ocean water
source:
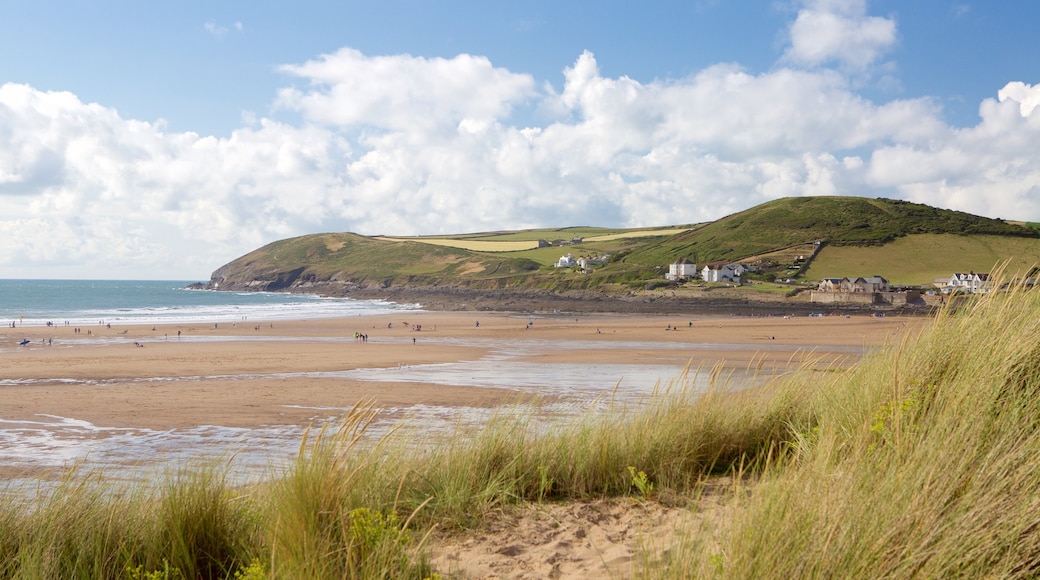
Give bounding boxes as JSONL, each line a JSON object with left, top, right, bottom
{"left": 0, "top": 279, "right": 420, "bottom": 326}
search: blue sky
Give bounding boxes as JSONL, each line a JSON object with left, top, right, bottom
{"left": 1, "top": 0, "right": 1039, "bottom": 279}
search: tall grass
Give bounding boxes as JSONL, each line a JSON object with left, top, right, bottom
{"left": 6, "top": 285, "right": 1040, "bottom": 577}
{"left": 661, "top": 280, "right": 1040, "bottom": 578}
{"left": 0, "top": 368, "right": 810, "bottom": 578}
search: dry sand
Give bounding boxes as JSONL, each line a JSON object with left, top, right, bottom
{"left": 0, "top": 310, "right": 926, "bottom": 578}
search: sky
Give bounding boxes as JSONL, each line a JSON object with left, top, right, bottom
{"left": 1, "top": 0, "right": 1039, "bottom": 280}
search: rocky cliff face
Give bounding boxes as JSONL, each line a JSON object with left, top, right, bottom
{"left": 194, "top": 265, "right": 373, "bottom": 295}
{"left": 203, "top": 265, "right": 310, "bottom": 292}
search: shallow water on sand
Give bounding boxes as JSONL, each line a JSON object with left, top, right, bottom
{"left": 0, "top": 336, "right": 781, "bottom": 489}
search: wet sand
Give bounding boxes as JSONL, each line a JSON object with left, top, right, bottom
{"left": 0, "top": 311, "right": 923, "bottom": 431}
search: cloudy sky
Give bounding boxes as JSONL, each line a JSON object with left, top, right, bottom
{"left": 1, "top": 0, "right": 1038, "bottom": 280}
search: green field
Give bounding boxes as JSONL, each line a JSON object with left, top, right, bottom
{"left": 807, "top": 233, "right": 1040, "bottom": 285}
{"left": 388, "top": 225, "right": 688, "bottom": 243}
{"left": 379, "top": 226, "right": 692, "bottom": 257}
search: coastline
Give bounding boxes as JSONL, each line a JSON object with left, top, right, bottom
{"left": 202, "top": 281, "right": 925, "bottom": 317}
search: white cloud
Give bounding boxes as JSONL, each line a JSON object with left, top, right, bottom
{"left": 204, "top": 20, "right": 243, "bottom": 38}
{"left": 783, "top": 0, "right": 897, "bottom": 73}
{"left": 275, "top": 48, "right": 537, "bottom": 133}
{"left": 2, "top": 25, "right": 1040, "bottom": 279}
{"left": 998, "top": 81, "right": 1040, "bottom": 117}
{"left": 204, "top": 21, "right": 227, "bottom": 37}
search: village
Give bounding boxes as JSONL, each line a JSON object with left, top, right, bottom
{"left": 552, "top": 249, "right": 993, "bottom": 308}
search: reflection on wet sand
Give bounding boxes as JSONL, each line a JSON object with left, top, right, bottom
{"left": 0, "top": 311, "right": 919, "bottom": 487}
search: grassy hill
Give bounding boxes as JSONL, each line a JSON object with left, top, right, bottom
{"left": 616, "top": 196, "right": 1036, "bottom": 268}
{"left": 205, "top": 196, "right": 1040, "bottom": 293}
{"left": 210, "top": 232, "right": 543, "bottom": 290}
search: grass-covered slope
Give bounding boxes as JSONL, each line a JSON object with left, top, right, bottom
{"left": 204, "top": 196, "right": 1039, "bottom": 292}
{"left": 807, "top": 233, "right": 1040, "bottom": 285}
{"left": 209, "top": 232, "right": 541, "bottom": 290}
{"left": 619, "top": 196, "right": 1036, "bottom": 267}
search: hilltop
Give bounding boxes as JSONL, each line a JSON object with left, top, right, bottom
{"left": 197, "top": 196, "right": 1040, "bottom": 312}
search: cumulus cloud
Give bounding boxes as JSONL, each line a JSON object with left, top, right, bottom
{"left": 275, "top": 49, "right": 537, "bottom": 133}
{"left": 783, "top": 0, "right": 897, "bottom": 73}
{"left": 2, "top": 5, "right": 1040, "bottom": 279}
{"left": 999, "top": 81, "right": 1040, "bottom": 117}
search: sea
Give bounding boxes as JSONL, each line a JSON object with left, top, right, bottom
{"left": 0, "top": 279, "right": 421, "bottom": 328}
{"left": 0, "top": 280, "right": 433, "bottom": 488}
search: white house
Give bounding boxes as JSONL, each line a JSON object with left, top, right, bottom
{"left": 947, "top": 272, "right": 990, "bottom": 294}
{"left": 666, "top": 257, "right": 697, "bottom": 280}
{"left": 702, "top": 263, "right": 746, "bottom": 283}
{"left": 555, "top": 253, "right": 576, "bottom": 268}
{"left": 577, "top": 255, "right": 609, "bottom": 270}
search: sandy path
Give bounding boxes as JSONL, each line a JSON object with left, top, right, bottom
{"left": 428, "top": 478, "right": 737, "bottom": 579}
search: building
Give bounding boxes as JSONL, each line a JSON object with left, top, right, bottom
{"left": 817, "top": 276, "right": 889, "bottom": 293}
{"left": 851, "top": 276, "right": 890, "bottom": 293}
{"left": 578, "top": 255, "right": 609, "bottom": 271}
{"left": 702, "top": 263, "right": 745, "bottom": 283}
{"left": 947, "top": 272, "right": 991, "bottom": 294}
{"left": 817, "top": 278, "right": 844, "bottom": 292}
{"left": 555, "top": 253, "right": 576, "bottom": 268}
{"left": 666, "top": 257, "right": 697, "bottom": 280}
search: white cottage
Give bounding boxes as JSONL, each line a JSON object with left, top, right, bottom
{"left": 947, "top": 272, "right": 990, "bottom": 294}
{"left": 555, "top": 253, "right": 576, "bottom": 268}
{"left": 702, "top": 263, "right": 746, "bottom": 283}
{"left": 666, "top": 257, "right": 697, "bottom": 280}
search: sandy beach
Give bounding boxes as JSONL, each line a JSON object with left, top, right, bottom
{"left": 1, "top": 308, "right": 927, "bottom": 578}
{"left": 0, "top": 310, "right": 922, "bottom": 431}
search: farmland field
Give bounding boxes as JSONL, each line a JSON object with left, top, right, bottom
{"left": 377, "top": 238, "right": 541, "bottom": 251}
{"left": 807, "top": 233, "right": 1040, "bottom": 285}
{"left": 380, "top": 226, "right": 691, "bottom": 253}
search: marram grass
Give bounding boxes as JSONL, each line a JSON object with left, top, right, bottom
{"left": 657, "top": 280, "right": 1040, "bottom": 578}
{"left": 4, "top": 285, "right": 1040, "bottom": 578}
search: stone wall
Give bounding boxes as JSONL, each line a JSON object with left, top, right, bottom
{"left": 810, "top": 290, "right": 923, "bottom": 306}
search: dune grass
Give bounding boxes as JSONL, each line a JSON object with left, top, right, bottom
{"left": 4, "top": 284, "right": 1040, "bottom": 578}
{"left": 657, "top": 278, "right": 1040, "bottom": 578}
{"left": 0, "top": 365, "right": 809, "bottom": 579}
